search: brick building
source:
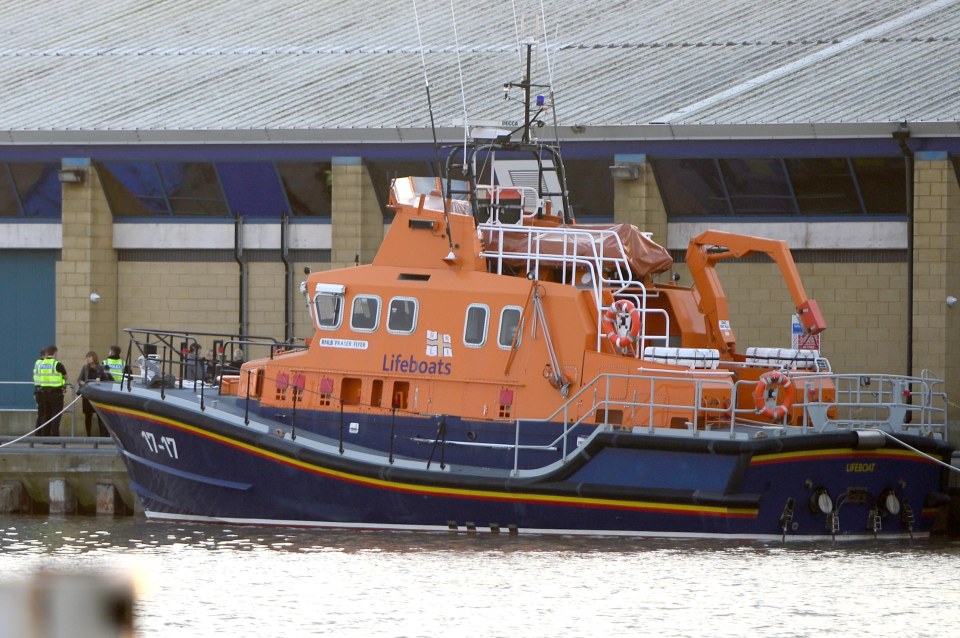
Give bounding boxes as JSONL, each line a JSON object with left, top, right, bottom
{"left": 1, "top": 1, "right": 958, "bottom": 439}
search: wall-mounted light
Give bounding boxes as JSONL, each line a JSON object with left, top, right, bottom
{"left": 947, "top": 295, "right": 957, "bottom": 308}
{"left": 89, "top": 292, "right": 101, "bottom": 303}
{"left": 609, "top": 164, "right": 640, "bottom": 181}
{"left": 58, "top": 168, "right": 85, "bottom": 184}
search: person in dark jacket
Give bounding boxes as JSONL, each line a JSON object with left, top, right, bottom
{"left": 77, "top": 351, "right": 111, "bottom": 437}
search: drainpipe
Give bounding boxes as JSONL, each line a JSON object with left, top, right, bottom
{"left": 280, "top": 212, "right": 293, "bottom": 341}
{"left": 893, "top": 122, "right": 913, "bottom": 378}
{"left": 234, "top": 213, "right": 248, "bottom": 338}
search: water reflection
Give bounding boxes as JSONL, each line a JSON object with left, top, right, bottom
{"left": 2, "top": 516, "right": 960, "bottom": 638}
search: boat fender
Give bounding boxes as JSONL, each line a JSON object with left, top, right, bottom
{"left": 602, "top": 299, "right": 641, "bottom": 350}
{"left": 753, "top": 370, "right": 794, "bottom": 420}
{"left": 853, "top": 429, "right": 886, "bottom": 449}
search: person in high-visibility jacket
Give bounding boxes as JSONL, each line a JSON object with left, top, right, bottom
{"left": 33, "top": 348, "right": 46, "bottom": 432}
{"left": 103, "top": 345, "right": 129, "bottom": 383}
{"left": 34, "top": 344, "right": 68, "bottom": 437}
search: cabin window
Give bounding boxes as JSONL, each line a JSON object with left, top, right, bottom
{"left": 313, "top": 290, "right": 344, "bottom": 330}
{"left": 387, "top": 297, "right": 418, "bottom": 334}
{"left": 351, "top": 295, "right": 381, "bottom": 332}
{"left": 250, "top": 369, "right": 264, "bottom": 399}
{"left": 498, "top": 306, "right": 523, "bottom": 350}
{"left": 392, "top": 381, "right": 410, "bottom": 410}
{"left": 463, "top": 304, "right": 489, "bottom": 347}
{"left": 342, "top": 377, "right": 362, "bottom": 405}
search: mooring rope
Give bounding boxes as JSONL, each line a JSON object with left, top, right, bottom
{"left": 0, "top": 393, "right": 84, "bottom": 449}
{"left": 874, "top": 429, "right": 960, "bottom": 474}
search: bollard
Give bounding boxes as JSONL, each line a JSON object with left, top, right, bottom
{"left": 96, "top": 483, "right": 121, "bottom": 515}
{"left": 48, "top": 478, "right": 77, "bottom": 515}
{"left": 0, "top": 480, "right": 34, "bottom": 514}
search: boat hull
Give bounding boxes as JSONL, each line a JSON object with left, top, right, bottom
{"left": 88, "top": 387, "right": 952, "bottom": 541}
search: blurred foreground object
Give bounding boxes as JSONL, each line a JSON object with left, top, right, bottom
{"left": 0, "top": 569, "right": 134, "bottom": 638}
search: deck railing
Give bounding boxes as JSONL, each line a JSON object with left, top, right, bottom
{"left": 511, "top": 369, "right": 950, "bottom": 474}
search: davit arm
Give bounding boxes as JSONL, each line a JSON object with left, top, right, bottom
{"left": 685, "top": 230, "right": 826, "bottom": 356}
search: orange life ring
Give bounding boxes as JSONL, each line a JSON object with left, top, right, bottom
{"left": 602, "top": 299, "right": 642, "bottom": 349}
{"left": 753, "top": 370, "right": 795, "bottom": 420}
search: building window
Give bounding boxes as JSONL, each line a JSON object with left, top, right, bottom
{"left": 785, "top": 158, "right": 861, "bottom": 215}
{"left": 276, "top": 162, "right": 332, "bottom": 218}
{"left": 653, "top": 156, "right": 907, "bottom": 219}
{"left": 498, "top": 306, "right": 523, "bottom": 350}
{"left": 387, "top": 297, "right": 418, "bottom": 334}
{"left": 719, "top": 158, "right": 795, "bottom": 216}
{"left": 0, "top": 163, "right": 61, "bottom": 218}
{"left": 853, "top": 158, "right": 907, "bottom": 215}
{"left": 350, "top": 295, "right": 381, "bottom": 332}
{"left": 217, "top": 162, "right": 289, "bottom": 218}
{"left": 651, "top": 159, "right": 729, "bottom": 216}
{"left": 463, "top": 304, "right": 489, "bottom": 347}
{"left": 563, "top": 159, "right": 613, "bottom": 220}
{"left": 99, "top": 161, "right": 228, "bottom": 217}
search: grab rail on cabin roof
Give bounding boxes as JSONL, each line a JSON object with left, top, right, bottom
{"left": 478, "top": 223, "right": 673, "bottom": 355}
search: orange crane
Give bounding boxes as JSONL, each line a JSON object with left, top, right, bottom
{"left": 685, "top": 230, "right": 826, "bottom": 358}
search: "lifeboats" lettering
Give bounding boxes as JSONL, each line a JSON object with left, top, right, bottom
{"left": 382, "top": 354, "right": 452, "bottom": 376}
{"left": 845, "top": 462, "right": 876, "bottom": 473}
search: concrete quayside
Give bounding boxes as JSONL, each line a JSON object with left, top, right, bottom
{"left": 0, "top": 436, "right": 136, "bottom": 516}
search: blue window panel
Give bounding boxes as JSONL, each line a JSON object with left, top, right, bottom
{"left": 13, "top": 163, "right": 62, "bottom": 218}
{"left": 100, "top": 161, "right": 170, "bottom": 215}
{"left": 216, "top": 162, "right": 289, "bottom": 218}
{"left": 156, "top": 162, "right": 228, "bottom": 217}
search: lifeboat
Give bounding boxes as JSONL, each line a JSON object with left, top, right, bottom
{"left": 83, "top": 42, "right": 954, "bottom": 541}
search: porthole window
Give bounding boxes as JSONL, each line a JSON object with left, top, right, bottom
{"left": 387, "top": 297, "right": 418, "bottom": 334}
{"left": 463, "top": 304, "right": 489, "bottom": 347}
{"left": 498, "top": 306, "right": 523, "bottom": 350}
{"left": 350, "top": 295, "right": 381, "bottom": 332}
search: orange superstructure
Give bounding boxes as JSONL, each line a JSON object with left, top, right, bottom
{"left": 226, "top": 165, "right": 832, "bottom": 432}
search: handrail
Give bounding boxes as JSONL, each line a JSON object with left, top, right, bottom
{"left": 510, "top": 371, "right": 738, "bottom": 473}
{"left": 478, "top": 223, "right": 673, "bottom": 356}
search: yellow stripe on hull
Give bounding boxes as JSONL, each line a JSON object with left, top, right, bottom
{"left": 94, "top": 402, "right": 758, "bottom": 519}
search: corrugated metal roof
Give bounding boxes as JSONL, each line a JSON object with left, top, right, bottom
{"left": 0, "top": 0, "right": 957, "bottom": 143}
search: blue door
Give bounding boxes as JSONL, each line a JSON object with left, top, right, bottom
{"left": 0, "top": 250, "right": 56, "bottom": 409}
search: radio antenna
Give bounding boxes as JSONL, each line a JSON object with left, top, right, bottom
{"left": 413, "top": 0, "right": 456, "bottom": 262}
{"left": 412, "top": 0, "right": 443, "bottom": 180}
{"left": 449, "top": 0, "right": 470, "bottom": 170}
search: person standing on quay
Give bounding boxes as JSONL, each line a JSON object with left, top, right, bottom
{"left": 34, "top": 344, "right": 67, "bottom": 437}
{"left": 103, "top": 345, "right": 128, "bottom": 383}
{"left": 32, "top": 347, "right": 46, "bottom": 432}
{"left": 77, "top": 351, "right": 110, "bottom": 436}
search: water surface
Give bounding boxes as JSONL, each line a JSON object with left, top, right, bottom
{"left": 2, "top": 516, "right": 959, "bottom": 637}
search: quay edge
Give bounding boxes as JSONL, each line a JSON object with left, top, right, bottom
{"left": 0, "top": 437, "right": 137, "bottom": 515}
